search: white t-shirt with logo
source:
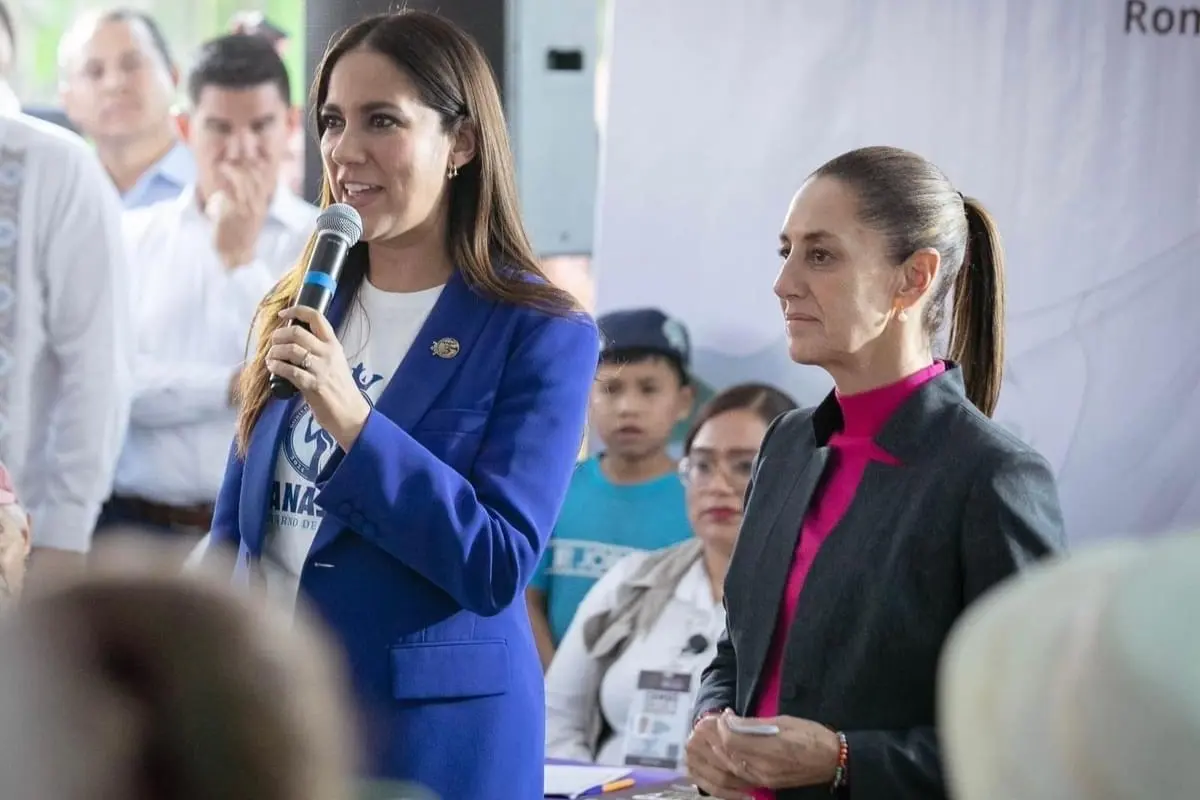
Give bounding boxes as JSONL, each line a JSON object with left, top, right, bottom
{"left": 262, "top": 279, "right": 444, "bottom": 611}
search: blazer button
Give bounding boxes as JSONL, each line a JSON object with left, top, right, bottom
{"left": 350, "top": 511, "right": 365, "bottom": 528}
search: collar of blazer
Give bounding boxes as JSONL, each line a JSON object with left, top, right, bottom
{"left": 808, "top": 361, "right": 973, "bottom": 459}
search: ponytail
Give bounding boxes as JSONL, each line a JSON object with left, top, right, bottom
{"left": 812, "top": 148, "right": 1004, "bottom": 413}
{"left": 949, "top": 197, "right": 1006, "bottom": 418}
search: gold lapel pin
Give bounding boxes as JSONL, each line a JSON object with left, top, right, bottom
{"left": 431, "top": 337, "right": 460, "bottom": 359}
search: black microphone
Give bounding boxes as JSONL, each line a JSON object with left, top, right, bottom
{"left": 269, "top": 203, "right": 364, "bottom": 399}
{"left": 684, "top": 634, "right": 710, "bottom": 655}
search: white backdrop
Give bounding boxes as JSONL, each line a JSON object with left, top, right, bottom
{"left": 593, "top": 0, "right": 1200, "bottom": 544}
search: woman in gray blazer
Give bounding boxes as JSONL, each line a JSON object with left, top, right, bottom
{"left": 686, "top": 146, "right": 1066, "bottom": 800}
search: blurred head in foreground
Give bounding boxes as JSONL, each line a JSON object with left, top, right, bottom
{"left": 939, "top": 533, "right": 1200, "bottom": 800}
{"left": 0, "top": 547, "right": 358, "bottom": 800}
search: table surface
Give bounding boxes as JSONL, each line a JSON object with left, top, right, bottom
{"left": 358, "top": 764, "right": 691, "bottom": 798}
{"left": 607, "top": 782, "right": 695, "bottom": 798}
{"left": 544, "top": 759, "right": 688, "bottom": 798}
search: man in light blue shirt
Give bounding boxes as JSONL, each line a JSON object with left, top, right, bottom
{"left": 58, "top": 8, "right": 195, "bottom": 208}
{"left": 120, "top": 138, "right": 193, "bottom": 209}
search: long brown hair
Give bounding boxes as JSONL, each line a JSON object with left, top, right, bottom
{"left": 236, "top": 10, "right": 577, "bottom": 454}
{"left": 813, "top": 146, "right": 1006, "bottom": 416}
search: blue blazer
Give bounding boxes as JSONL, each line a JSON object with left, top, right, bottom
{"left": 210, "top": 267, "right": 597, "bottom": 799}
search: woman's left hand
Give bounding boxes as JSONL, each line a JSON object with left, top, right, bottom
{"left": 717, "top": 710, "right": 842, "bottom": 790}
{"left": 266, "top": 306, "right": 371, "bottom": 451}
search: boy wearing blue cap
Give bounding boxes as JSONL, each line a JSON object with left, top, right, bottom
{"left": 528, "top": 308, "right": 695, "bottom": 669}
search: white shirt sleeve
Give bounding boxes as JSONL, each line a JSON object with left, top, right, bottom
{"left": 126, "top": 256, "right": 277, "bottom": 430}
{"left": 32, "top": 143, "right": 131, "bottom": 552}
{"left": 544, "top": 552, "right": 645, "bottom": 762}
{"left": 129, "top": 360, "right": 237, "bottom": 429}
{"left": 222, "top": 256, "right": 285, "bottom": 325}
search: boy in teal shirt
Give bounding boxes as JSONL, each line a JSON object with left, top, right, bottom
{"left": 527, "top": 308, "right": 695, "bottom": 669}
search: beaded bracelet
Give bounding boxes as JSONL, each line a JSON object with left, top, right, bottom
{"left": 830, "top": 731, "right": 849, "bottom": 793}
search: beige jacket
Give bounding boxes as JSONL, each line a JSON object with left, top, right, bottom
{"left": 573, "top": 538, "right": 705, "bottom": 756}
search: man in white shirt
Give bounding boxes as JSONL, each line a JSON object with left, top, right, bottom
{"left": 98, "top": 33, "right": 316, "bottom": 544}
{"left": 0, "top": 111, "right": 131, "bottom": 583}
{"left": 227, "top": 12, "right": 304, "bottom": 194}
{"left": 57, "top": 8, "right": 195, "bottom": 208}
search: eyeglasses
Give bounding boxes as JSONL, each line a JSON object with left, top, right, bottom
{"left": 678, "top": 452, "right": 756, "bottom": 488}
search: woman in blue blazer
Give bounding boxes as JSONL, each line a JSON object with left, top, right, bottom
{"left": 208, "top": 11, "right": 596, "bottom": 798}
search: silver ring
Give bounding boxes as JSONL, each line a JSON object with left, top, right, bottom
{"left": 301, "top": 351, "right": 312, "bottom": 371}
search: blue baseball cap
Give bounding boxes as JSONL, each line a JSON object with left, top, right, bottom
{"left": 597, "top": 308, "right": 691, "bottom": 370}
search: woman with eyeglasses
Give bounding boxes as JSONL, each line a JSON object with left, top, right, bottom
{"left": 544, "top": 383, "right": 797, "bottom": 769}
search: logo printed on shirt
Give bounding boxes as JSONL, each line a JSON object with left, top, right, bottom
{"left": 281, "top": 362, "right": 384, "bottom": 483}
{"left": 548, "top": 539, "right": 641, "bottom": 579}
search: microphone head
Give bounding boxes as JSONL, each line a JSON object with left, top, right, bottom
{"left": 316, "top": 203, "right": 363, "bottom": 245}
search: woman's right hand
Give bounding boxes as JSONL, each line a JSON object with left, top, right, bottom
{"left": 686, "top": 715, "right": 756, "bottom": 800}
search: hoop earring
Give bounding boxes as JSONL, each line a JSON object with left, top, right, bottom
{"left": 447, "top": 163, "right": 459, "bottom": 180}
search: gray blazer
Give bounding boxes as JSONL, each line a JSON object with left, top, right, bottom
{"left": 694, "top": 365, "right": 1065, "bottom": 799}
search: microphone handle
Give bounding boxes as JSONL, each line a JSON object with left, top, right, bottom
{"left": 267, "top": 231, "right": 351, "bottom": 399}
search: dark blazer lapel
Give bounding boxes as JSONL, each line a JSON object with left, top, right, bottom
{"left": 875, "top": 362, "right": 966, "bottom": 460}
{"left": 775, "top": 457, "right": 918, "bottom": 700}
{"left": 736, "top": 434, "right": 830, "bottom": 712}
{"left": 369, "top": 270, "right": 494, "bottom": 433}
{"left": 772, "top": 368, "right": 965, "bottom": 702}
